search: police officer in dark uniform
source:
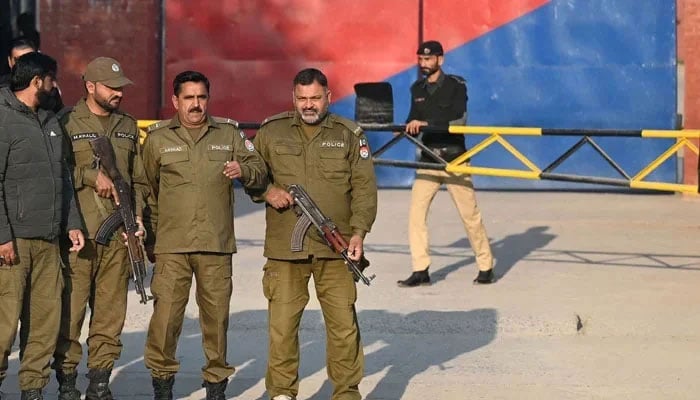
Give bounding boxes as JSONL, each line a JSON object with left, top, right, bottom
{"left": 397, "top": 40, "right": 495, "bottom": 287}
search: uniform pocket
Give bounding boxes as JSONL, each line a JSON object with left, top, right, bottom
{"left": 319, "top": 150, "right": 350, "bottom": 181}
{"left": 272, "top": 145, "right": 303, "bottom": 176}
{"left": 160, "top": 151, "right": 191, "bottom": 187}
{"left": 207, "top": 151, "right": 231, "bottom": 183}
{"left": 71, "top": 139, "right": 96, "bottom": 167}
{"left": 262, "top": 261, "right": 278, "bottom": 301}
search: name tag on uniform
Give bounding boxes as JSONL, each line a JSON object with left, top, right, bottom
{"left": 115, "top": 132, "right": 137, "bottom": 141}
{"left": 209, "top": 144, "right": 232, "bottom": 151}
{"left": 71, "top": 132, "right": 98, "bottom": 141}
{"left": 160, "top": 146, "right": 186, "bottom": 154}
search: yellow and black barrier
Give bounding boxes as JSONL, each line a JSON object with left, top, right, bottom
{"left": 138, "top": 120, "right": 699, "bottom": 194}
{"left": 368, "top": 125, "right": 700, "bottom": 194}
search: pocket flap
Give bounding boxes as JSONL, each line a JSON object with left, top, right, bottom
{"left": 161, "top": 151, "right": 189, "bottom": 165}
{"left": 208, "top": 150, "right": 231, "bottom": 161}
{"left": 274, "top": 145, "right": 302, "bottom": 156}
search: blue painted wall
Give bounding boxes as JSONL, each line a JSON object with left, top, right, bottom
{"left": 331, "top": 0, "right": 678, "bottom": 189}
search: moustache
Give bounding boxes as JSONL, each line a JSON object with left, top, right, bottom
{"left": 189, "top": 107, "right": 202, "bottom": 113}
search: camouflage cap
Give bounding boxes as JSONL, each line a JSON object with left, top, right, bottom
{"left": 83, "top": 57, "right": 133, "bottom": 88}
{"left": 417, "top": 40, "right": 444, "bottom": 56}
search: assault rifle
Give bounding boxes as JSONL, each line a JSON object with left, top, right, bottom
{"left": 288, "top": 184, "right": 375, "bottom": 286}
{"left": 90, "top": 136, "right": 153, "bottom": 304}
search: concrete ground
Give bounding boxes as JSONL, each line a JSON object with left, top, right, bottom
{"left": 2, "top": 189, "right": 700, "bottom": 399}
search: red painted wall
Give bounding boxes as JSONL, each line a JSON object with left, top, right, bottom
{"left": 162, "top": 0, "right": 418, "bottom": 121}
{"left": 679, "top": 0, "right": 700, "bottom": 191}
{"left": 39, "top": 0, "right": 161, "bottom": 120}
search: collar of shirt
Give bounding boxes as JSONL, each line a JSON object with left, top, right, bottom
{"left": 421, "top": 70, "right": 446, "bottom": 94}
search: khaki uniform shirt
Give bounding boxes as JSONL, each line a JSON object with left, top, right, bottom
{"left": 253, "top": 112, "right": 378, "bottom": 260}
{"left": 61, "top": 99, "right": 149, "bottom": 239}
{"left": 142, "top": 115, "right": 268, "bottom": 254}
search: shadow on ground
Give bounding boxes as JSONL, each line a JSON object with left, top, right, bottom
{"left": 3, "top": 308, "right": 497, "bottom": 399}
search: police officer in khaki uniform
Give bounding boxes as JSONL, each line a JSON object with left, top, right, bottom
{"left": 51, "top": 57, "right": 149, "bottom": 400}
{"left": 252, "top": 68, "right": 378, "bottom": 400}
{"left": 0, "top": 52, "right": 85, "bottom": 400}
{"left": 141, "top": 70, "right": 268, "bottom": 400}
{"left": 397, "top": 40, "right": 495, "bottom": 287}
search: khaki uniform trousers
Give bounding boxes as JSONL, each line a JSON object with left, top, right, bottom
{"left": 409, "top": 168, "right": 493, "bottom": 272}
{"left": 53, "top": 238, "right": 130, "bottom": 373}
{"left": 144, "top": 253, "right": 234, "bottom": 383}
{"left": 0, "top": 238, "right": 62, "bottom": 390}
{"left": 263, "top": 257, "right": 362, "bottom": 400}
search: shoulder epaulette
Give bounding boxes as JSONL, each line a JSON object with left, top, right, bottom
{"left": 55, "top": 106, "right": 73, "bottom": 121}
{"left": 212, "top": 116, "right": 240, "bottom": 127}
{"left": 116, "top": 109, "right": 137, "bottom": 121}
{"left": 147, "top": 119, "right": 170, "bottom": 133}
{"left": 447, "top": 74, "right": 467, "bottom": 85}
{"left": 410, "top": 79, "right": 425, "bottom": 89}
{"left": 261, "top": 111, "right": 294, "bottom": 126}
{"left": 331, "top": 115, "right": 363, "bottom": 136}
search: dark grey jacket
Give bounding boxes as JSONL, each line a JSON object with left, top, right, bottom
{"left": 0, "top": 86, "right": 83, "bottom": 243}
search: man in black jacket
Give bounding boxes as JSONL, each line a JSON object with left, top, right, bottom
{"left": 0, "top": 37, "right": 36, "bottom": 88}
{"left": 0, "top": 52, "right": 85, "bottom": 400}
{"left": 397, "top": 40, "right": 495, "bottom": 288}
{"left": 0, "top": 37, "right": 63, "bottom": 112}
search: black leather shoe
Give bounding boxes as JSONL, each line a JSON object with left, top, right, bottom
{"left": 397, "top": 269, "right": 431, "bottom": 287}
{"left": 473, "top": 269, "right": 495, "bottom": 284}
{"left": 153, "top": 376, "right": 175, "bottom": 400}
{"left": 56, "top": 370, "right": 81, "bottom": 400}
{"left": 203, "top": 379, "right": 227, "bottom": 400}
{"left": 86, "top": 369, "right": 113, "bottom": 400}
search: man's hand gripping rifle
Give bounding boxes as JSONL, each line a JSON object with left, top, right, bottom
{"left": 90, "top": 136, "right": 153, "bottom": 304}
{"left": 288, "top": 184, "right": 375, "bottom": 286}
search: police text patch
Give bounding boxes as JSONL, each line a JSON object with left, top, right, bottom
{"left": 321, "top": 141, "right": 345, "bottom": 148}
{"left": 209, "top": 144, "right": 233, "bottom": 151}
{"left": 115, "top": 132, "right": 137, "bottom": 141}
{"left": 71, "top": 133, "right": 98, "bottom": 141}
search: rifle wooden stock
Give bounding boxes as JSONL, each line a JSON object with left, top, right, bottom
{"left": 288, "top": 184, "right": 375, "bottom": 286}
{"left": 90, "top": 136, "right": 153, "bottom": 304}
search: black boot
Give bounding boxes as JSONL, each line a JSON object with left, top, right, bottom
{"left": 152, "top": 376, "right": 174, "bottom": 400}
{"left": 85, "top": 369, "right": 113, "bottom": 400}
{"left": 397, "top": 269, "right": 431, "bottom": 287}
{"left": 20, "top": 389, "right": 43, "bottom": 400}
{"left": 56, "top": 370, "right": 81, "bottom": 400}
{"left": 473, "top": 269, "right": 495, "bottom": 284}
{"left": 202, "top": 379, "right": 227, "bottom": 400}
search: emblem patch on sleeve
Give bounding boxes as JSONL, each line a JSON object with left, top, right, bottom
{"left": 359, "top": 137, "right": 370, "bottom": 159}
{"left": 244, "top": 139, "right": 255, "bottom": 151}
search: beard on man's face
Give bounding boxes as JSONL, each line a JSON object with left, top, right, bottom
{"left": 300, "top": 107, "right": 329, "bottom": 125}
{"left": 96, "top": 95, "right": 121, "bottom": 112}
{"left": 420, "top": 65, "right": 439, "bottom": 77}
{"left": 37, "top": 88, "right": 58, "bottom": 111}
